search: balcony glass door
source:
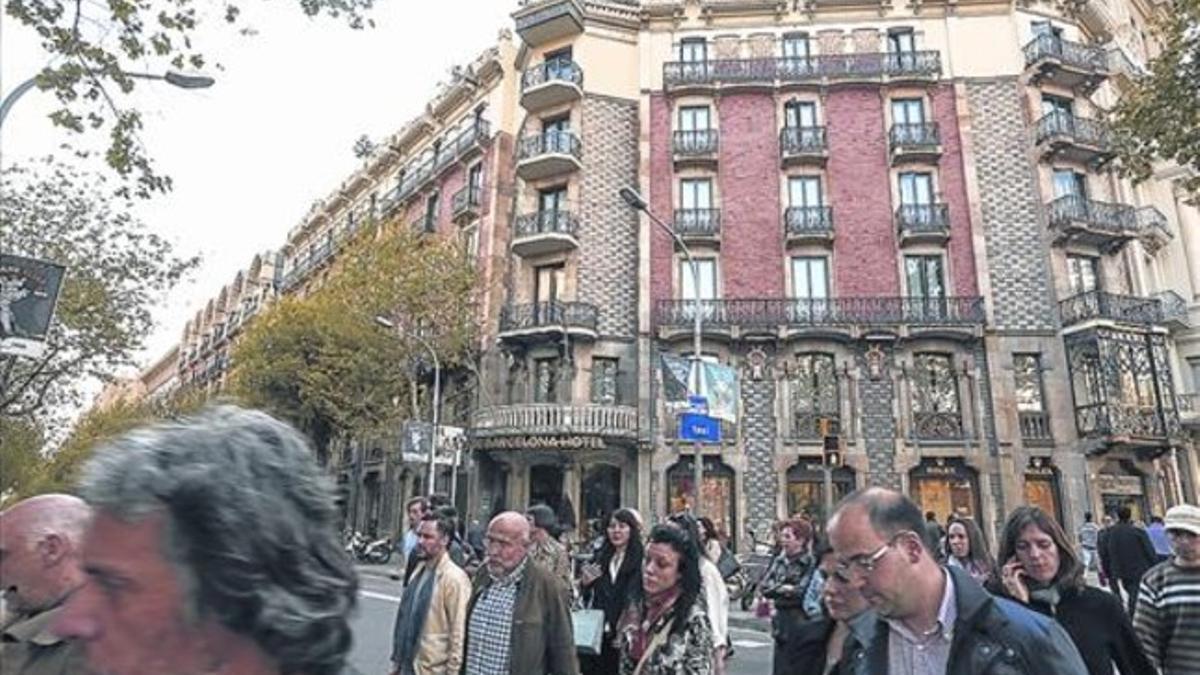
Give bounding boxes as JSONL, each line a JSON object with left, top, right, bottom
{"left": 680, "top": 179, "right": 713, "bottom": 234}
{"left": 679, "top": 106, "right": 710, "bottom": 132}
{"left": 679, "top": 38, "right": 708, "bottom": 80}
{"left": 791, "top": 257, "right": 829, "bottom": 322}
{"left": 898, "top": 172, "right": 933, "bottom": 206}
{"left": 1053, "top": 169, "right": 1087, "bottom": 199}
{"left": 781, "top": 34, "right": 812, "bottom": 76}
{"left": 1066, "top": 254, "right": 1100, "bottom": 294}
{"left": 887, "top": 29, "right": 916, "bottom": 70}
{"left": 788, "top": 176, "right": 822, "bottom": 207}
{"left": 538, "top": 187, "right": 567, "bottom": 233}
{"left": 891, "top": 98, "right": 925, "bottom": 125}
{"left": 680, "top": 258, "right": 717, "bottom": 322}
{"left": 905, "top": 255, "right": 946, "bottom": 320}
{"left": 784, "top": 101, "right": 817, "bottom": 129}
{"left": 544, "top": 46, "right": 573, "bottom": 80}
{"left": 534, "top": 264, "right": 564, "bottom": 324}
{"left": 543, "top": 117, "right": 570, "bottom": 153}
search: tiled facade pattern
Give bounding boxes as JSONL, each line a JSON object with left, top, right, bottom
{"left": 856, "top": 344, "right": 902, "bottom": 490}
{"left": 740, "top": 360, "right": 778, "bottom": 537}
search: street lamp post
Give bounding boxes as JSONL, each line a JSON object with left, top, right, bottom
{"left": 375, "top": 316, "right": 441, "bottom": 498}
{"left": 0, "top": 70, "right": 215, "bottom": 131}
{"left": 619, "top": 186, "right": 707, "bottom": 517}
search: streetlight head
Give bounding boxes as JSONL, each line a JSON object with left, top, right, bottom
{"left": 618, "top": 187, "right": 647, "bottom": 211}
{"left": 373, "top": 315, "right": 395, "bottom": 329}
{"left": 164, "top": 71, "right": 215, "bottom": 90}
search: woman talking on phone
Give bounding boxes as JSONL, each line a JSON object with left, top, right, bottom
{"left": 989, "top": 506, "right": 1156, "bottom": 675}
{"left": 580, "top": 508, "right": 644, "bottom": 675}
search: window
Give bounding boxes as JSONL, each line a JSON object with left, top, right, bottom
{"left": 679, "top": 38, "right": 708, "bottom": 63}
{"left": 1013, "top": 354, "right": 1046, "bottom": 413}
{"left": 791, "top": 353, "right": 838, "bottom": 438}
{"left": 1041, "top": 95, "right": 1074, "bottom": 118}
{"left": 905, "top": 255, "right": 945, "bottom": 299}
{"left": 783, "top": 100, "right": 818, "bottom": 129}
{"left": 537, "top": 186, "right": 567, "bottom": 233}
{"left": 788, "top": 176, "right": 823, "bottom": 208}
{"left": 912, "top": 353, "right": 962, "bottom": 438}
{"left": 534, "top": 358, "right": 560, "bottom": 403}
{"left": 423, "top": 193, "right": 439, "bottom": 233}
{"left": 782, "top": 33, "right": 811, "bottom": 59}
{"left": 680, "top": 258, "right": 717, "bottom": 301}
{"left": 1066, "top": 255, "right": 1100, "bottom": 294}
{"left": 534, "top": 264, "right": 565, "bottom": 304}
{"left": 680, "top": 178, "right": 713, "bottom": 210}
{"left": 591, "top": 357, "right": 619, "bottom": 405}
{"left": 432, "top": 139, "right": 443, "bottom": 165}
{"left": 891, "top": 98, "right": 926, "bottom": 125}
{"left": 898, "top": 172, "right": 934, "bottom": 205}
{"left": 369, "top": 193, "right": 378, "bottom": 219}
{"left": 887, "top": 28, "right": 916, "bottom": 69}
{"left": 1052, "top": 169, "right": 1087, "bottom": 199}
{"left": 678, "top": 106, "right": 711, "bottom": 132}
{"left": 1188, "top": 358, "right": 1200, "bottom": 393}
{"left": 1031, "top": 21, "right": 1063, "bottom": 40}
{"left": 543, "top": 117, "right": 570, "bottom": 152}
{"left": 462, "top": 223, "right": 480, "bottom": 266}
{"left": 467, "top": 164, "right": 484, "bottom": 198}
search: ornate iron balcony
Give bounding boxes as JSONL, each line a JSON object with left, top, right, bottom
{"left": 654, "top": 296, "right": 985, "bottom": 329}
{"left": 780, "top": 126, "right": 827, "bottom": 159}
{"left": 913, "top": 411, "right": 965, "bottom": 440}
{"left": 514, "top": 209, "right": 579, "bottom": 237}
{"left": 1035, "top": 112, "right": 1109, "bottom": 149}
{"left": 1024, "top": 35, "right": 1108, "bottom": 72}
{"left": 673, "top": 129, "right": 720, "bottom": 156}
{"left": 889, "top": 122, "right": 940, "bottom": 149}
{"left": 518, "top": 130, "right": 582, "bottom": 161}
{"left": 1059, "top": 290, "right": 1164, "bottom": 328}
{"left": 673, "top": 208, "right": 721, "bottom": 237}
{"left": 662, "top": 51, "right": 941, "bottom": 87}
{"left": 791, "top": 412, "right": 840, "bottom": 441}
{"left": 500, "top": 301, "right": 598, "bottom": 334}
{"left": 1154, "top": 290, "right": 1191, "bottom": 330}
{"left": 1046, "top": 195, "right": 1140, "bottom": 247}
{"left": 379, "top": 121, "right": 492, "bottom": 217}
{"left": 1076, "top": 401, "right": 1171, "bottom": 439}
{"left": 522, "top": 58, "right": 583, "bottom": 89}
{"left": 1019, "top": 411, "right": 1053, "bottom": 444}
{"left": 785, "top": 206, "right": 834, "bottom": 238}
{"left": 471, "top": 403, "right": 639, "bottom": 442}
{"left": 896, "top": 204, "right": 950, "bottom": 239}
{"left": 451, "top": 185, "right": 482, "bottom": 221}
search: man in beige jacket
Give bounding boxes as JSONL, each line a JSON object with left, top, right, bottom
{"left": 390, "top": 513, "right": 471, "bottom": 675}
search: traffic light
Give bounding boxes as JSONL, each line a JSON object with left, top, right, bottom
{"left": 820, "top": 417, "right": 841, "bottom": 468}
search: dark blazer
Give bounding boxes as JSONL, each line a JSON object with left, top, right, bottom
{"left": 1102, "top": 522, "right": 1157, "bottom": 581}
{"left": 581, "top": 547, "right": 642, "bottom": 635}
{"left": 840, "top": 566, "right": 1089, "bottom": 675}
{"left": 462, "top": 558, "right": 579, "bottom": 675}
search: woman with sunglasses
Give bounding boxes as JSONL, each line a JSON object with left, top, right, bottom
{"left": 989, "top": 506, "right": 1156, "bottom": 675}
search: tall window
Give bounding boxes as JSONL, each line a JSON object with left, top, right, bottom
{"left": 788, "top": 176, "right": 823, "bottom": 208}
{"left": 887, "top": 28, "right": 916, "bottom": 69}
{"left": 1053, "top": 169, "right": 1087, "bottom": 199}
{"left": 891, "top": 98, "right": 926, "bottom": 125}
{"left": 782, "top": 33, "right": 811, "bottom": 59}
{"left": 467, "top": 163, "right": 484, "bottom": 198}
{"left": 423, "top": 192, "right": 439, "bottom": 233}
{"left": 462, "top": 223, "right": 480, "bottom": 267}
{"left": 905, "top": 255, "right": 945, "bottom": 299}
{"left": 783, "top": 100, "right": 818, "bottom": 129}
{"left": 680, "top": 178, "right": 713, "bottom": 210}
{"left": 898, "top": 172, "right": 934, "bottom": 206}
{"left": 545, "top": 46, "right": 573, "bottom": 79}
{"left": 1041, "top": 94, "right": 1074, "bottom": 118}
{"left": 791, "top": 353, "right": 838, "bottom": 438}
{"left": 681, "top": 258, "right": 717, "bottom": 301}
{"left": 792, "top": 257, "right": 829, "bottom": 321}
{"left": 679, "top": 38, "right": 708, "bottom": 62}
{"left": 1188, "top": 357, "right": 1200, "bottom": 393}
{"left": 1013, "top": 354, "right": 1047, "bottom": 413}
{"left": 912, "top": 353, "right": 962, "bottom": 438}
{"left": 591, "top": 357, "right": 619, "bottom": 405}
{"left": 538, "top": 186, "right": 567, "bottom": 232}
{"left": 678, "top": 106, "right": 711, "bottom": 132}
{"left": 534, "top": 357, "right": 560, "bottom": 403}
{"left": 1066, "top": 255, "right": 1100, "bottom": 294}
{"left": 535, "top": 264, "right": 564, "bottom": 304}
{"left": 1031, "top": 20, "right": 1064, "bottom": 40}
{"left": 543, "top": 117, "right": 570, "bottom": 152}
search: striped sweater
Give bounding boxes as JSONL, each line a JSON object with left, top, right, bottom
{"left": 1133, "top": 559, "right": 1200, "bottom": 675}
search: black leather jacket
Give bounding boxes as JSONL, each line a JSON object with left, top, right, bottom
{"left": 839, "top": 566, "right": 1089, "bottom": 675}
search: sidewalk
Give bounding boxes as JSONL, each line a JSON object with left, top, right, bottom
{"left": 355, "top": 564, "right": 772, "bottom": 634}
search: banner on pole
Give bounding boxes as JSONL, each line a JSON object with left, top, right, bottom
{"left": 0, "top": 254, "right": 67, "bottom": 359}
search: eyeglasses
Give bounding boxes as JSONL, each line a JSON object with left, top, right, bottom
{"left": 834, "top": 532, "right": 911, "bottom": 580}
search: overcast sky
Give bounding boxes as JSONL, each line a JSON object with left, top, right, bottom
{"left": 1, "top": 0, "right": 518, "bottom": 377}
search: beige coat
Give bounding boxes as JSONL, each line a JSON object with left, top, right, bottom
{"left": 411, "top": 553, "right": 472, "bottom": 675}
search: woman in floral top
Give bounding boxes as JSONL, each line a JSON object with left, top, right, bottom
{"left": 616, "top": 523, "right": 714, "bottom": 675}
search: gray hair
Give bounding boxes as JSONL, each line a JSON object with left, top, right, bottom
{"left": 79, "top": 405, "right": 356, "bottom": 675}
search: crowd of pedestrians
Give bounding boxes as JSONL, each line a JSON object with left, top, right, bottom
{"left": 1, "top": 404, "right": 1199, "bottom": 675}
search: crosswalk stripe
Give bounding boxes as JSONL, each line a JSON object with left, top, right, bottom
{"left": 360, "top": 590, "right": 401, "bottom": 603}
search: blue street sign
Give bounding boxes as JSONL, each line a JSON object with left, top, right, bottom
{"left": 688, "top": 394, "right": 708, "bottom": 413}
{"left": 679, "top": 412, "right": 721, "bottom": 444}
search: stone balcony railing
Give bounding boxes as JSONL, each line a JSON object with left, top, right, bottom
{"left": 471, "top": 403, "right": 639, "bottom": 442}
{"left": 1019, "top": 411, "right": 1054, "bottom": 445}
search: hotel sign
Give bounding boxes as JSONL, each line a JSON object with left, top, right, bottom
{"left": 474, "top": 434, "right": 605, "bottom": 451}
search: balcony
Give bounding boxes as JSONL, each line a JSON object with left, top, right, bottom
{"left": 673, "top": 208, "right": 721, "bottom": 241}
{"left": 1046, "top": 195, "right": 1139, "bottom": 252}
{"left": 1137, "top": 207, "right": 1172, "bottom": 253}
{"left": 512, "top": 210, "right": 579, "bottom": 257}
{"left": 471, "top": 403, "right": 639, "bottom": 446}
{"left": 513, "top": 0, "right": 583, "bottom": 48}
{"left": 1019, "top": 411, "right": 1054, "bottom": 446}
{"left": 521, "top": 59, "right": 583, "bottom": 111}
{"left": 889, "top": 123, "right": 942, "bottom": 164}
{"left": 1179, "top": 393, "right": 1200, "bottom": 429}
{"left": 1153, "top": 290, "right": 1191, "bottom": 331}
{"left": 498, "top": 301, "right": 599, "bottom": 342}
{"left": 1059, "top": 290, "right": 1164, "bottom": 329}
{"left": 516, "top": 130, "right": 582, "bottom": 181}
{"left": 896, "top": 204, "right": 951, "bottom": 245}
{"left": 780, "top": 127, "right": 828, "bottom": 167}
{"left": 654, "top": 296, "right": 985, "bottom": 339}
{"left": 913, "top": 411, "right": 966, "bottom": 441}
{"left": 784, "top": 206, "right": 834, "bottom": 245}
{"left": 1034, "top": 112, "right": 1114, "bottom": 167}
{"left": 1076, "top": 402, "right": 1174, "bottom": 443}
{"left": 1023, "top": 35, "right": 1109, "bottom": 93}
{"left": 790, "top": 412, "right": 840, "bottom": 442}
{"left": 662, "top": 51, "right": 941, "bottom": 91}
{"left": 378, "top": 121, "right": 492, "bottom": 218}
{"left": 451, "top": 185, "right": 482, "bottom": 224}
{"left": 672, "top": 129, "right": 720, "bottom": 167}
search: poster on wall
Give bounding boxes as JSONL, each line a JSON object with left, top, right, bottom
{"left": 659, "top": 353, "right": 740, "bottom": 423}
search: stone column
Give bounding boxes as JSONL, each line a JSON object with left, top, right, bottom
{"left": 741, "top": 347, "right": 779, "bottom": 540}
{"left": 857, "top": 342, "right": 901, "bottom": 489}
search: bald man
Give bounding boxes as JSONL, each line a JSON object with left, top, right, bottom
{"left": 462, "top": 512, "right": 578, "bottom": 675}
{"left": 0, "top": 494, "right": 90, "bottom": 675}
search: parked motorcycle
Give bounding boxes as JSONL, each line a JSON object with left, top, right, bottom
{"left": 361, "top": 536, "right": 393, "bottom": 564}
{"left": 730, "top": 528, "right": 779, "bottom": 610}
{"left": 345, "top": 530, "right": 367, "bottom": 559}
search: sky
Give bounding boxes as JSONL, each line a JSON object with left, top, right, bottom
{"left": 1, "top": 0, "right": 519, "bottom": 380}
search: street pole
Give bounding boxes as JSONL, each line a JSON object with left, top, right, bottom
{"left": 0, "top": 71, "right": 214, "bottom": 132}
{"left": 823, "top": 465, "right": 834, "bottom": 521}
{"left": 620, "top": 187, "right": 705, "bottom": 517}
{"left": 374, "top": 316, "right": 440, "bottom": 497}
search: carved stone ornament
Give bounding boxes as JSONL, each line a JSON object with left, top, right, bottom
{"left": 745, "top": 348, "right": 770, "bottom": 381}
{"left": 865, "top": 344, "right": 887, "bottom": 381}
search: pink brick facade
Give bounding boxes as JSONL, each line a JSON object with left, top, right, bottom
{"left": 649, "top": 94, "right": 675, "bottom": 303}
{"left": 933, "top": 84, "right": 980, "bottom": 297}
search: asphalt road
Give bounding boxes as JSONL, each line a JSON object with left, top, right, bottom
{"left": 351, "top": 571, "right": 774, "bottom": 675}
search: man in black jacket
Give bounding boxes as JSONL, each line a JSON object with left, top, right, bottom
{"left": 827, "top": 488, "right": 1087, "bottom": 675}
{"left": 1102, "top": 505, "right": 1158, "bottom": 615}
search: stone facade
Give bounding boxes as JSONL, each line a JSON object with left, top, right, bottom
{"left": 740, "top": 351, "right": 779, "bottom": 537}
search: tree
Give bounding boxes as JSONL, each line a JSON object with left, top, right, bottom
{"left": 5, "top": 0, "right": 375, "bottom": 198}
{"left": 1111, "top": 0, "right": 1200, "bottom": 201}
{"left": 229, "top": 223, "right": 477, "bottom": 464}
{"left": 0, "top": 417, "right": 45, "bottom": 507}
{"left": 0, "top": 158, "right": 199, "bottom": 429}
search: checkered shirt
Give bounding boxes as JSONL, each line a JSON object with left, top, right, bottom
{"left": 464, "top": 559, "right": 527, "bottom": 675}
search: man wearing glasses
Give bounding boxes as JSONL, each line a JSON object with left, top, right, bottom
{"left": 826, "top": 488, "right": 1087, "bottom": 675}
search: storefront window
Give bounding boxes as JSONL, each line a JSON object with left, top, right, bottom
{"left": 668, "top": 459, "right": 735, "bottom": 546}
{"left": 581, "top": 464, "right": 621, "bottom": 527}
{"left": 786, "top": 461, "right": 854, "bottom": 524}
{"left": 910, "top": 458, "right": 980, "bottom": 523}
{"left": 1024, "top": 458, "right": 1062, "bottom": 523}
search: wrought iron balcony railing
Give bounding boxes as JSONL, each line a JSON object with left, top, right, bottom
{"left": 514, "top": 209, "right": 580, "bottom": 237}
{"left": 896, "top": 204, "right": 950, "bottom": 235}
{"left": 791, "top": 412, "right": 840, "bottom": 440}
{"left": 1059, "top": 290, "right": 1164, "bottom": 327}
{"left": 662, "top": 51, "right": 941, "bottom": 87}
{"left": 673, "top": 208, "right": 721, "bottom": 237}
{"left": 451, "top": 185, "right": 482, "bottom": 219}
{"left": 655, "top": 296, "right": 985, "bottom": 328}
{"left": 1154, "top": 290, "right": 1191, "bottom": 329}
{"left": 1076, "top": 401, "right": 1171, "bottom": 439}
{"left": 1023, "top": 35, "right": 1108, "bottom": 73}
{"left": 522, "top": 58, "right": 584, "bottom": 89}
{"left": 673, "top": 129, "right": 720, "bottom": 156}
{"left": 780, "top": 126, "right": 827, "bottom": 155}
{"left": 913, "top": 411, "right": 965, "bottom": 440}
{"left": 379, "top": 121, "right": 491, "bottom": 217}
{"left": 471, "top": 403, "right": 638, "bottom": 441}
{"left": 1047, "top": 195, "right": 1138, "bottom": 235}
{"left": 1019, "top": 411, "right": 1053, "bottom": 444}
{"left": 889, "top": 122, "right": 940, "bottom": 149}
{"left": 785, "top": 206, "right": 834, "bottom": 237}
{"left": 517, "top": 129, "right": 583, "bottom": 161}
{"left": 499, "top": 301, "right": 598, "bottom": 333}
{"left": 1034, "top": 112, "right": 1110, "bottom": 148}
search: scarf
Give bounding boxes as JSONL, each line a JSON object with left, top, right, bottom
{"left": 391, "top": 559, "right": 437, "bottom": 674}
{"left": 624, "top": 587, "right": 681, "bottom": 663}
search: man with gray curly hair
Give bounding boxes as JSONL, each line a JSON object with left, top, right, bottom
{"left": 50, "top": 405, "right": 359, "bottom": 675}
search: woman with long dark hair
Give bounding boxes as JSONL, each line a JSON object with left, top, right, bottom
{"left": 989, "top": 506, "right": 1156, "bottom": 675}
{"left": 943, "top": 516, "right": 995, "bottom": 584}
{"left": 616, "top": 524, "right": 714, "bottom": 675}
{"left": 580, "top": 508, "right": 644, "bottom": 675}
